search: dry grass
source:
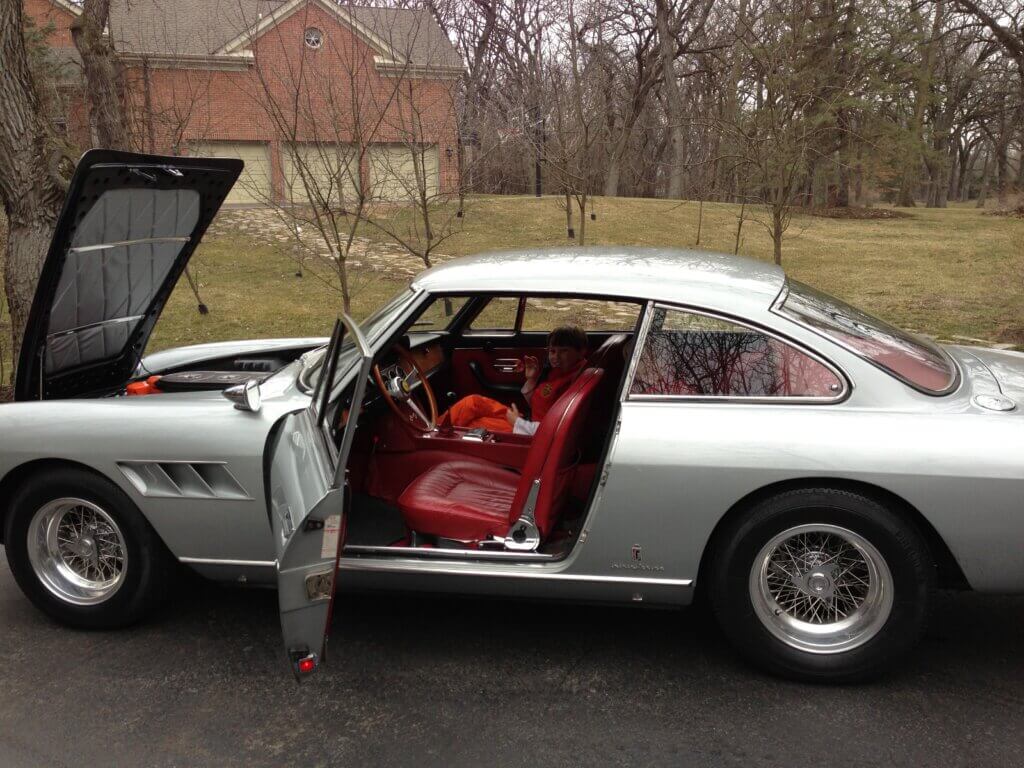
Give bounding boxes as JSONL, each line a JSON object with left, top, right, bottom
{"left": 2, "top": 195, "right": 1022, "bottom": 388}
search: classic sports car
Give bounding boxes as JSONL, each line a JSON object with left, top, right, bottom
{"left": 2, "top": 151, "right": 1023, "bottom": 683}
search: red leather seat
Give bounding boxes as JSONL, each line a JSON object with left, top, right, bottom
{"left": 398, "top": 368, "right": 604, "bottom": 545}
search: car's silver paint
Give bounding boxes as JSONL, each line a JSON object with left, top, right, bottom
{"left": 0, "top": 364, "right": 312, "bottom": 561}
{"left": 3, "top": 248, "right": 1024, "bottom": 611}
{"left": 136, "top": 337, "right": 329, "bottom": 376}
{"left": 413, "top": 247, "right": 786, "bottom": 319}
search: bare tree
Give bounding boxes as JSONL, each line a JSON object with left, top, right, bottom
{"left": 71, "top": 0, "right": 126, "bottom": 149}
{"left": 715, "top": 0, "right": 855, "bottom": 263}
{"left": 247, "top": 2, "right": 463, "bottom": 313}
{"left": 0, "top": 0, "right": 69, "bottom": 376}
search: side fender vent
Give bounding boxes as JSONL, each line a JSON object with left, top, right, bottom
{"left": 118, "top": 461, "right": 251, "bottom": 500}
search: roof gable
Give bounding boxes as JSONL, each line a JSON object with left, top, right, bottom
{"left": 107, "top": 0, "right": 462, "bottom": 72}
{"left": 217, "top": 0, "right": 398, "bottom": 62}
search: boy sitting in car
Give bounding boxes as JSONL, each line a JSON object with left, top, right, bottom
{"left": 443, "top": 325, "right": 588, "bottom": 436}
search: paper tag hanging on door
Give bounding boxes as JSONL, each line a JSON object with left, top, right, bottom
{"left": 320, "top": 514, "right": 341, "bottom": 559}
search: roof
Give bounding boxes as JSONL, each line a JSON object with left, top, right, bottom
{"left": 106, "top": 0, "right": 462, "bottom": 69}
{"left": 412, "top": 248, "right": 787, "bottom": 314}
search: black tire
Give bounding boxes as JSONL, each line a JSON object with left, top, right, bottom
{"left": 3, "top": 467, "right": 175, "bottom": 629}
{"left": 708, "top": 487, "right": 933, "bottom": 683}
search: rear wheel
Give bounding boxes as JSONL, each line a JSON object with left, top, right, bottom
{"left": 3, "top": 468, "right": 174, "bottom": 628}
{"left": 708, "top": 488, "right": 933, "bottom": 682}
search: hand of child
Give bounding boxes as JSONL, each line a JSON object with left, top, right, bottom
{"left": 523, "top": 355, "right": 540, "bottom": 380}
{"left": 506, "top": 402, "right": 521, "bottom": 426}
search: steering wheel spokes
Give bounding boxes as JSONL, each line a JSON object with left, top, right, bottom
{"left": 373, "top": 345, "right": 438, "bottom": 432}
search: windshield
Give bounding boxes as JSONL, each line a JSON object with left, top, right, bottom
{"left": 776, "top": 280, "right": 958, "bottom": 395}
{"left": 298, "top": 287, "right": 418, "bottom": 393}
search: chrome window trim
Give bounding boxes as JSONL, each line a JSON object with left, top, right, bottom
{"left": 624, "top": 301, "right": 852, "bottom": 404}
{"left": 769, "top": 279, "right": 962, "bottom": 398}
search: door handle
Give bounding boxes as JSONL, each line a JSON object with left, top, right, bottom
{"left": 492, "top": 358, "right": 521, "bottom": 374}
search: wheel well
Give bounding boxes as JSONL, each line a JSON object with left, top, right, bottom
{"left": 696, "top": 477, "right": 970, "bottom": 593}
{"left": 0, "top": 459, "right": 111, "bottom": 544}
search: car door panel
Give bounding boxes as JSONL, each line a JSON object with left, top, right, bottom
{"left": 267, "top": 315, "right": 372, "bottom": 679}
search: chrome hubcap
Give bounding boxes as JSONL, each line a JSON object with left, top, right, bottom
{"left": 27, "top": 498, "right": 128, "bottom": 605}
{"left": 749, "top": 524, "right": 892, "bottom": 654}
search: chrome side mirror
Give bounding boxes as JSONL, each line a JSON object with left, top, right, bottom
{"left": 223, "top": 378, "right": 262, "bottom": 412}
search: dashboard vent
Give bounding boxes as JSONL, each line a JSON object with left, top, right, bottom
{"left": 117, "top": 461, "right": 251, "bottom": 500}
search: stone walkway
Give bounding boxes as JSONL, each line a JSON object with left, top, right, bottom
{"left": 208, "top": 207, "right": 452, "bottom": 278}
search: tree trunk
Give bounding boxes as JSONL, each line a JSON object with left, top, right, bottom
{"left": 71, "top": 0, "right": 126, "bottom": 149}
{"left": 0, "top": 1, "right": 67, "bottom": 372}
{"left": 565, "top": 192, "right": 575, "bottom": 239}
{"left": 772, "top": 205, "right": 784, "bottom": 265}
{"left": 900, "top": 0, "right": 943, "bottom": 208}
{"left": 655, "top": 0, "right": 685, "bottom": 199}
{"left": 976, "top": 150, "right": 990, "bottom": 208}
{"left": 603, "top": 127, "right": 628, "bottom": 197}
{"left": 995, "top": 131, "right": 1009, "bottom": 205}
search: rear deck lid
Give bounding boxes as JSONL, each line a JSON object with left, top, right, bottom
{"left": 15, "top": 149, "right": 241, "bottom": 400}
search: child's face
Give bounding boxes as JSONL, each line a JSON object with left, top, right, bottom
{"left": 548, "top": 344, "right": 584, "bottom": 370}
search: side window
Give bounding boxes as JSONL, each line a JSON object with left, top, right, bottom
{"left": 411, "top": 296, "right": 470, "bottom": 331}
{"left": 522, "top": 298, "right": 640, "bottom": 332}
{"left": 631, "top": 307, "right": 843, "bottom": 398}
{"left": 467, "top": 297, "right": 521, "bottom": 332}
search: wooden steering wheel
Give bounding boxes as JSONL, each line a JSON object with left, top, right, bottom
{"left": 372, "top": 344, "right": 439, "bottom": 432}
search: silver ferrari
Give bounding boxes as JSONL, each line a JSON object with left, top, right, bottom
{"left": 3, "top": 150, "right": 1022, "bottom": 683}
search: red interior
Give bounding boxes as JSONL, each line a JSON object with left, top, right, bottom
{"left": 397, "top": 368, "right": 604, "bottom": 544}
{"left": 450, "top": 346, "right": 547, "bottom": 401}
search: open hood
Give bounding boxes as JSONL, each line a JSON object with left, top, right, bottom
{"left": 15, "top": 150, "right": 242, "bottom": 401}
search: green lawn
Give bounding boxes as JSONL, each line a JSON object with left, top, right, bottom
{"left": 3, "top": 195, "right": 1023, "bottom": 386}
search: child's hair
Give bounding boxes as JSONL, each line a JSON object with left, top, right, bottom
{"left": 548, "top": 325, "right": 587, "bottom": 350}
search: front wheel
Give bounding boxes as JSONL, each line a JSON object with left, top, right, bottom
{"left": 708, "top": 488, "right": 933, "bottom": 682}
{"left": 3, "top": 468, "right": 174, "bottom": 629}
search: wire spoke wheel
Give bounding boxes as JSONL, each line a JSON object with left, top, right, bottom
{"left": 27, "top": 497, "right": 128, "bottom": 605}
{"left": 749, "top": 523, "right": 892, "bottom": 654}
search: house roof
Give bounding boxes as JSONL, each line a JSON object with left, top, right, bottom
{"left": 106, "top": 0, "right": 462, "bottom": 70}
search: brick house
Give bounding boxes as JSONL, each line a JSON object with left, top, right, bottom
{"left": 25, "top": 0, "right": 463, "bottom": 204}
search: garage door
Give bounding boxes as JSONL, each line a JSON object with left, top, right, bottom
{"left": 190, "top": 142, "right": 271, "bottom": 204}
{"left": 368, "top": 144, "right": 439, "bottom": 201}
{"left": 283, "top": 144, "right": 360, "bottom": 206}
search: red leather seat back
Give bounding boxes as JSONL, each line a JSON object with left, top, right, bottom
{"left": 510, "top": 368, "right": 604, "bottom": 537}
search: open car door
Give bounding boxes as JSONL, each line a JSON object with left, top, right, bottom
{"left": 267, "top": 314, "right": 373, "bottom": 680}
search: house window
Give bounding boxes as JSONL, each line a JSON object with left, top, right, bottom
{"left": 304, "top": 28, "right": 323, "bottom": 49}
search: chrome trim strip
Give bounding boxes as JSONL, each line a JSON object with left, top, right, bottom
{"left": 344, "top": 544, "right": 556, "bottom": 561}
{"left": 623, "top": 301, "right": 851, "bottom": 404}
{"left": 179, "top": 554, "right": 693, "bottom": 587}
{"left": 338, "top": 557, "right": 693, "bottom": 586}
{"left": 70, "top": 236, "right": 190, "bottom": 253}
{"left": 621, "top": 300, "right": 656, "bottom": 402}
{"left": 47, "top": 314, "right": 145, "bottom": 341}
{"left": 179, "top": 557, "right": 276, "bottom": 567}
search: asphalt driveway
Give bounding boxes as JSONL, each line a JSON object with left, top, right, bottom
{"left": 1, "top": 552, "right": 1021, "bottom": 768}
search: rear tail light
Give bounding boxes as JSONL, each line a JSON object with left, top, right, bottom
{"left": 290, "top": 650, "right": 319, "bottom": 678}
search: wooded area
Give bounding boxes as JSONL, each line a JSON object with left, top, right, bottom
{"left": 1, "top": 0, "right": 1023, "bottom": 387}
{"left": 435, "top": 0, "right": 1023, "bottom": 223}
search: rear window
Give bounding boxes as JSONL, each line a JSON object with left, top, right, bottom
{"left": 776, "top": 281, "right": 958, "bottom": 394}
